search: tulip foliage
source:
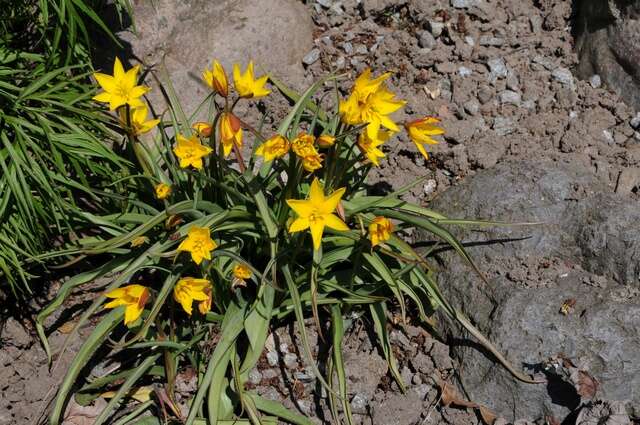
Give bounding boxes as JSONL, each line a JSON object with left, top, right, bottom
{"left": 41, "top": 58, "right": 533, "bottom": 425}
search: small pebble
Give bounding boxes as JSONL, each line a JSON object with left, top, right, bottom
{"left": 279, "top": 343, "right": 289, "bottom": 353}
{"left": 418, "top": 31, "right": 436, "bottom": 50}
{"left": 493, "top": 116, "right": 515, "bottom": 136}
{"left": 630, "top": 112, "right": 640, "bottom": 129}
{"left": 451, "top": 0, "right": 476, "bottom": 8}
{"left": 551, "top": 67, "right": 575, "bottom": 88}
{"left": 499, "top": 90, "right": 521, "bottom": 106}
{"left": 248, "top": 368, "right": 262, "bottom": 385}
{"left": 477, "top": 86, "right": 493, "bottom": 104}
{"left": 569, "top": 110, "right": 578, "bottom": 119}
{"left": 458, "top": 66, "right": 472, "bottom": 77}
{"left": 487, "top": 57, "right": 508, "bottom": 80}
{"left": 532, "top": 55, "right": 555, "bottom": 70}
{"left": 464, "top": 36, "right": 475, "bottom": 46}
{"left": 479, "top": 35, "right": 505, "bottom": 46}
{"left": 354, "top": 44, "right": 368, "bottom": 55}
{"left": 342, "top": 42, "right": 353, "bottom": 55}
{"left": 266, "top": 351, "right": 279, "bottom": 367}
{"left": 429, "top": 21, "right": 445, "bottom": 38}
{"left": 589, "top": 74, "right": 602, "bottom": 88}
{"left": 423, "top": 179, "right": 437, "bottom": 195}
{"left": 302, "top": 48, "right": 321, "bottom": 66}
{"left": 412, "top": 373, "right": 423, "bottom": 385}
{"left": 334, "top": 56, "right": 346, "bottom": 69}
{"left": 316, "top": 0, "right": 332, "bottom": 7}
{"left": 283, "top": 353, "right": 298, "bottom": 369}
{"left": 463, "top": 99, "right": 480, "bottom": 115}
{"left": 351, "top": 393, "right": 368, "bottom": 412}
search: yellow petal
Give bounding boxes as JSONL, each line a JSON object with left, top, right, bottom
{"left": 289, "top": 217, "right": 310, "bottom": 233}
{"left": 124, "top": 304, "right": 143, "bottom": 325}
{"left": 309, "top": 178, "right": 325, "bottom": 203}
{"left": 324, "top": 214, "right": 349, "bottom": 231}
{"left": 309, "top": 221, "right": 325, "bottom": 250}
{"left": 286, "top": 199, "right": 314, "bottom": 217}
{"left": 319, "top": 187, "right": 345, "bottom": 214}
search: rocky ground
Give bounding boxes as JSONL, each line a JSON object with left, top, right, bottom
{"left": 2, "top": 0, "right": 640, "bottom": 424}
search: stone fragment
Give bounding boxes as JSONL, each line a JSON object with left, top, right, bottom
{"left": 302, "top": 48, "right": 321, "bottom": 65}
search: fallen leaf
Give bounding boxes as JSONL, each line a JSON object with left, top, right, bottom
{"left": 438, "top": 380, "right": 497, "bottom": 425}
{"left": 560, "top": 298, "right": 576, "bottom": 315}
{"left": 572, "top": 369, "right": 598, "bottom": 399}
{"left": 63, "top": 396, "right": 107, "bottom": 425}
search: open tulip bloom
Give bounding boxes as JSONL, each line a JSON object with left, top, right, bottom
{"left": 43, "top": 59, "right": 538, "bottom": 425}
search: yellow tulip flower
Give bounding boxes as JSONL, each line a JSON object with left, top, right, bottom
{"left": 119, "top": 105, "right": 159, "bottom": 135}
{"left": 192, "top": 121, "right": 213, "bottom": 138}
{"left": 104, "top": 284, "right": 150, "bottom": 326}
{"left": 255, "top": 135, "right": 290, "bottom": 161}
{"left": 219, "top": 113, "right": 243, "bottom": 157}
{"left": 339, "top": 68, "right": 405, "bottom": 135}
{"left": 404, "top": 117, "right": 445, "bottom": 160}
{"left": 357, "top": 126, "right": 390, "bottom": 166}
{"left": 286, "top": 178, "right": 349, "bottom": 250}
{"left": 173, "top": 134, "right": 213, "bottom": 169}
{"left": 233, "top": 61, "right": 271, "bottom": 98}
{"left": 173, "top": 277, "right": 211, "bottom": 315}
{"left": 154, "top": 183, "right": 171, "bottom": 200}
{"left": 202, "top": 59, "right": 229, "bottom": 97}
{"left": 291, "top": 132, "right": 318, "bottom": 157}
{"left": 177, "top": 226, "right": 217, "bottom": 265}
{"left": 302, "top": 153, "right": 323, "bottom": 172}
{"left": 93, "top": 57, "right": 150, "bottom": 111}
{"left": 317, "top": 134, "right": 336, "bottom": 148}
{"left": 369, "top": 216, "right": 394, "bottom": 247}
{"left": 233, "top": 263, "right": 252, "bottom": 280}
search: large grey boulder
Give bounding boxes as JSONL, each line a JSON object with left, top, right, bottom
{"left": 575, "top": 0, "right": 640, "bottom": 110}
{"left": 423, "top": 160, "right": 640, "bottom": 420}
{"left": 113, "top": 0, "right": 314, "bottom": 116}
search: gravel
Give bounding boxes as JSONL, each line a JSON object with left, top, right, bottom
{"left": 302, "top": 48, "right": 321, "bottom": 65}
{"left": 551, "top": 67, "right": 575, "bottom": 88}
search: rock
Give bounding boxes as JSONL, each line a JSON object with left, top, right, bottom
{"left": 418, "top": 31, "right": 436, "bottom": 50}
{"left": 552, "top": 67, "right": 575, "bottom": 89}
{"left": 316, "top": 0, "right": 332, "bottom": 7}
{"left": 429, "top": 21, "right": 445, "bottom": 38}
{"left": 302, "top": 48, "right": 321, "bottom": 65}
{"left": 266, "top": 351, "right": 279, "bottom": 367}
{"left": 575, "top": 0, "right": 640, "bottom": 110}
{"left": 424, "top": 160, "right": 640, "bottom": 420}
{"left": 451, "top": 0, "right": 478, "bottom": 8}
{"left": 493, "top": 116, "right": 515, "bottom": 136}
{"left": 350, "top": 393, "right": 368, "bottom": 413}
{"left": 630, "top": 112, "right": 640, "bottom": 130}
{"left": 615, "top": 168, "right": 640, "bottom": 193}
{"left": 248, "top": 368, "right": 262, "bottom": 385}
{"left": 499, "top": 90, "right": 521, "bottom": 106}
{"left": 532, "top": 55, "right": 556, "bottom": 71}
{"left": 410, "top": 351, "right": 435, "bottom": 375}
{"left": 589, "top": 74, "right": 602, "bottom": 88}
{"left": 463, "top": 99, "right": 480, "bottom": 115}
{"left": 458, "top": 66, "right": 472, "bottom": 77}
{"left": 488, "top": 57, "right": 508, "bottom": 81}
{"left": 576, "top": 400, "right": 632, "bottom": 425}
{"left": 423, "top": 179, "right": 437, "bottom": 195}
{"left": 478, "top": 35, "right": 505, "bottom": 47}
{"left": 1, "top": 319, "right": 30, "bottom": 348}
{"left": 111, "top": 0, "right": 314, "bottom": 116}
{"left": 283, "top": 352, "right": 298, "bottom": 369}
{"left": 477, "top": 86, "right": 493, "bottom": 104}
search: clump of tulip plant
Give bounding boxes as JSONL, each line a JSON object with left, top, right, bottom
{"left": 40, "top": 57, "right": 535, "bottom": 425}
